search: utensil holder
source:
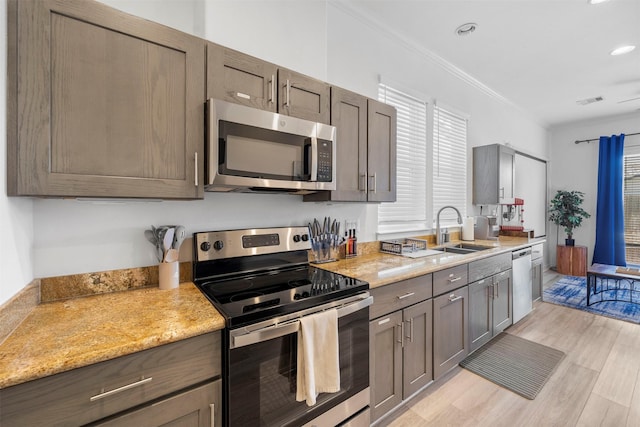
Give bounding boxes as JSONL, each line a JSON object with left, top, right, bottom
{"left": 311, "top": 243, "right": 339, "bottom": 264}
{"left": 159, "top": 261, "right": 179, "bottom": 290}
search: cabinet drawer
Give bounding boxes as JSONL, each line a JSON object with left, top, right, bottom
{"left": 531, "top": 243, "right": 544, "bottom": 260}
{"left": 433, "top": 265, "right": 468, "bottom": 297}
{"left": 94, "top": 380, "right": 222, "bottom": 427}
{"left": 468, "top": 253, "right": 512, "bottom": 282}
{"left": 0, "top": 332, "right": 221, "bottom": 427}
{"left": 370, "top": 274, "right": 432, "bottom": 319}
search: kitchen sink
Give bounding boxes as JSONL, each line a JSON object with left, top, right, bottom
{"left": 434, "top": 243, "right": 494, "bottom": 255}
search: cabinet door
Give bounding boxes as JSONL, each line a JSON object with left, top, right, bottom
{"left": 304, "top": 87, "right": 367, "bottom": 202}
{"left": 278, "top": 68, "right": 330, "bottom": 124}
{"left": 492, "top": 270, "right": 513, "bottom": 334}
{"left": 207, "top": 43, "right": 277, "bottom": 112}
{"left": 402, "top": 300, "right": 433, "bottom": 398}
{"left": 468, "top": 279, "right": 492, "bottom": 353}
{"left": 370, "top": 311, "right": 403, "bottom": 422}
{"left": 94, "top": 381, "right": 221, "bottom": 427}
{"left": 8, "top": 0, "right": 205, "bottom": 199}
{"left": 532, "top": 259, "right": 543, "bottom": 301}
{"left": 433, "top": 286, "right": 468, "bottom": 380}
{"left": 499, "top": 146, "right": 515, "bottom": 201}
{"left": 367, "top": 99, "right": 397, "bottom": 202}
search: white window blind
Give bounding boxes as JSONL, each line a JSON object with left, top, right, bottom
{"left": 377, "top": 84, "right": 428, "bottom": 232}
{"left": 433, "top": 105, "right": 467, "bottom": 225}
{"left": 624, "top": 154, "right": 640, "bottom": 265}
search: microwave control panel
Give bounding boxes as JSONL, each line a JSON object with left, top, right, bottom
{"left": 317, "top": 140, "right": 333, "bottom": 182}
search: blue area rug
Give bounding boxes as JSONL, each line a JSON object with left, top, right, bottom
{"left": 543, "top": 276, "right": 640, "bottom": 324}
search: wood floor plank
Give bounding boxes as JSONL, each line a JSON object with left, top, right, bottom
{"left": 592, "top": 343, "right": 640, "bottom": 407}
{"left": 626, "top": 370, "right": 640, "bottom": 426}
{"left": 576, "top": 393, "right": 629, "bottom": 427}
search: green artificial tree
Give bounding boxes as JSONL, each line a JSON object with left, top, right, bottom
{"left": 548, "top": 190, "right": 591, "bottom": 246}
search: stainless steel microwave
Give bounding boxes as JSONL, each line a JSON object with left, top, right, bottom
{"left": 205, "top": 99, "right": 336, "bottom": 194}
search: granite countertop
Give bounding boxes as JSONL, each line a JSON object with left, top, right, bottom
{"left": 0, "top": 282, "right": 224, "bottom": 389}
{"left": 313, "top": 237, "right": 545, "bottom": 289}
{"left": 0, "top": 236, "right": 543, "bottom": 390}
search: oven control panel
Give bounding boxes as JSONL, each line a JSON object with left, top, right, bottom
{"left": 194, "top": 226, "right": 311, "bottom": 261}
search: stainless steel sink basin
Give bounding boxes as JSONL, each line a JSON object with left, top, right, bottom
{"left": 434, "top": 243, "right": 494, "bottom": 254}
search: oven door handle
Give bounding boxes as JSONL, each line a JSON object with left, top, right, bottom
{"left": 231, "top": 295, "right": 373, "bottom": 349}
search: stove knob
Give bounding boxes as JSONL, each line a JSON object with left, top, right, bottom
{"left": 293, "top": 235, "right": 301, "bottom": 243}
{"left": 301, "top": 234, "right": 309, "bottom": 242}
{"left": 294, "top": 293, "right": 302, "bottom": 300}
{"left": 200, "top": 241, "right": 211, "bottom": 252}
{"left": 213, "top": 240, "right": 224, "bottom": 251}
{"left": 302, "top": 291, "right": 310, "bottom": 298}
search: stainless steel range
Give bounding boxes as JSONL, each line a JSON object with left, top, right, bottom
{"left": 193, "top": 227, "right": 372, "bottom": 427}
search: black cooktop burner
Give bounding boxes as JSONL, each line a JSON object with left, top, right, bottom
{"left": 195, "top": 265, "right": 368, "bottom": 328}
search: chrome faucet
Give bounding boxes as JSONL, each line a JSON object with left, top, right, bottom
{"left": 436, "top": 205, "right": 463, "bottom": 245}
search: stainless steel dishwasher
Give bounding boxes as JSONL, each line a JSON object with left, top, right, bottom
{"left": 512, "top": 248, "right": 533, "bottom": 323}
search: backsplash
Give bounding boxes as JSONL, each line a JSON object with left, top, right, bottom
{"left": 0, "top": 280, "right": 40, "bottom": 344}
{"left": 40, "top": 262, "right": 193, "bottom": 303}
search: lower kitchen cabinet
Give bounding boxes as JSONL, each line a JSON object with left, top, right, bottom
{"left": 370, "top": 300, "right": 433, "bottom": 422}
{"left": 433, "top": 285, "right": 469, "bottom": 380}
{"left": 0, "top": 332, "right": 221, "bottom": 427}
{"left": 93, "top": 380, "right": 221, "bottom": 427}
{"left": 468, "top": 270, "right": 512, "bottom": 353}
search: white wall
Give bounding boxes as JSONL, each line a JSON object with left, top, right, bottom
{"left": 548, "top": 112, "right": 640, "bottom": 266}
{"left": 0, "top": 0, "right": 35, "bottom": 306}
{"left": 2, "top": 0, "right": 549, "bottom": 304}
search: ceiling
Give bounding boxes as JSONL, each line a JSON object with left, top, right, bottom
{"left": 346, "top": 0, "right": 640, "bottom": 127}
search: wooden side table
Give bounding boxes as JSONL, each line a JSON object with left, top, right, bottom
{"left": 556, "top": 245, "right": 587, "bottom": 276}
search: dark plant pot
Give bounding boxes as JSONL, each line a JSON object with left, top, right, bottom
{"left": 565, "top": 238, "right": 575, "bottom": 246}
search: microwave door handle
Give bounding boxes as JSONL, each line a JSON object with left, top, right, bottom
{"left": 310, "top": 137, "right": 318, "bottom": 182}
{"left": 206, "top": 98, "right": 218, "bottom": 186}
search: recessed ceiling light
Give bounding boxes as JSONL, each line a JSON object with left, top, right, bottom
{"left": 455, "top": 23, "right": 477, "bottom": 36}
{"left": 610, "top": 45, "right": 636, "bottom": 56}
{"left": 588, "top": 0, "right": 610, "bottom": 4}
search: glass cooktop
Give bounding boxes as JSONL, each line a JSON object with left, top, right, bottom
{"left": 196, "top": 265, "right": 368, "bottom": 328}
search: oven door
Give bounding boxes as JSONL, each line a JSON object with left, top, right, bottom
{"left": 225, "top": 294, "right": 371, "bottom": 427}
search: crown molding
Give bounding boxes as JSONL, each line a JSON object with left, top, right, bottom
{"left": 328, "top": 1, "right": 529, "bottom": 116}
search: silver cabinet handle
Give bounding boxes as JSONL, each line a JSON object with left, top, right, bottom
{"left": 397, "top": 292, "right": 415, "bottom": 300}
{"left": 369, "top": 173, "right": 377, "bottom": 193}
{"left": 285, "top": 79, "right": 291, "bottom": 107}
{"left": 269, "top": 74, "right": 275, "bottom": 104}
{"left": 496, "top": 283, "right": 499, "bottom": 298}
{"left": 210, "top": 403, "right": 215, "bottom": 427}
{"left": 448, "top": 293, "right": 462, "bottom": 303}
{"left": 500, "top": 187, "right": 505, "bottom": 198}
{"left": 399, "top": 322, "right": 405, "bottom": 347}
{"left": 194, "top": 152, "right": 198, "bottom": 187}
{"left": 89, "top": 376, "right": 152, "bottom": 402}
{"left": 407, "top": 318, "right": 414, "bottom": 343}
{"left": 235, "top": 92, "right": 250, "bottom": 100}
{"left": 397, "top": 323, "right": 403, "bottom": 345}
{"left": 448, "top": 276, "right": 462, "bottom": 283}
{"left": 360, "top": 173, "right": 367, "bottom": 192}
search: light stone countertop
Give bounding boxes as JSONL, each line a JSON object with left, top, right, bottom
{"left": 0, "top": 282, "right": 224, "bottom": 389}
{"left": 312, "top": 237, "right": 546, "bottom": 289}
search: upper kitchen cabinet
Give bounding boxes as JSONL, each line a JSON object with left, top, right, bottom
{"left": 207, "top": 43, "right": 330, "bottom": 124}
{"left": 473, "top": 144, "right": 516, "bottom": 205}
{"left": 7, "top": 0, "right": 206, "bottom": 199}
{"left": 304, "top": 87, "right": 397, "bottom": 202}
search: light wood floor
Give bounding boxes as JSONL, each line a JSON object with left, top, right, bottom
{"left": 379, "top": 271, "right": 640, "bottom": 427}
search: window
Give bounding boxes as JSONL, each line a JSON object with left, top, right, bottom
{"left": 377, "top": 84, "right": 468, "bottom": 235}
{"left": 624, "top": 154, "right": 640, "bottom": 265}
{"left": 377, "top": 84, "right": 428, "bottom": 233}
{"left": 433, "top": 105, "right": 467, "bottom": 225}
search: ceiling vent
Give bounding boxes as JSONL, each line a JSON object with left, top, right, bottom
{"left": 576, "top": 96, "right": 604, "bottom": 106}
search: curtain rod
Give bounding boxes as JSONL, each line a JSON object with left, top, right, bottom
{"left": 574, "top": 132, "right": 640, "bottom": 144}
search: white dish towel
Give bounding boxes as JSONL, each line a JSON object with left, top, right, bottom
{"left": 296, "top": 308, "right": 340, "bottom": 406}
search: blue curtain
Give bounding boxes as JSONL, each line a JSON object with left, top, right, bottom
{"left": 593, "top": 134, "right": 626, "bottom": 266}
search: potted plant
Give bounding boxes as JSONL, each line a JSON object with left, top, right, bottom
{"left": 548, "top": 190, "right": 591, "bottom": 246}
